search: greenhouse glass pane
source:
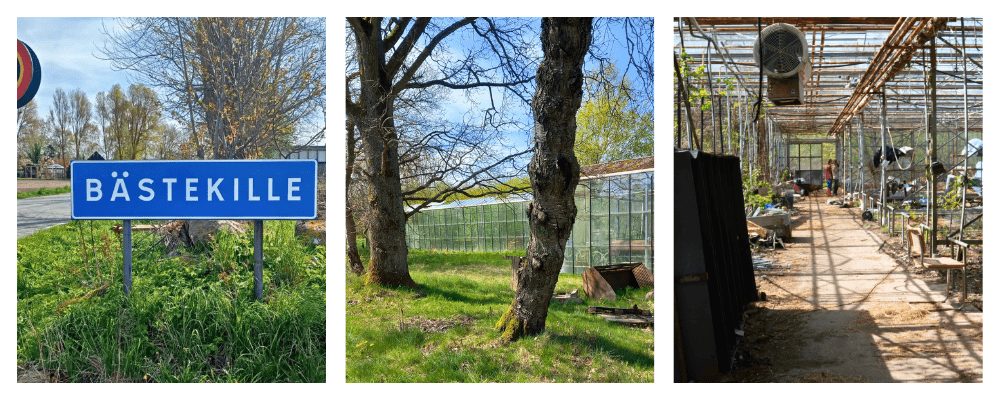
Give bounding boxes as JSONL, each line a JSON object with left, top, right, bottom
{"left": 573, "top": 216, "right": 588, "bottom": 246}
{"left": 591, "top": 215, "right": 609, "bottom": 246}
{"left": 574, "top": 247, "right": 589, "bottom": 268}
{"left": 591, "top": 245, "right": 609, "bottom": 266}
{"left": 612, "top": 214, "right": 628, "bottom": 242}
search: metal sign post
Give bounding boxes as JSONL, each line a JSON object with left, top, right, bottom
{"left": 72, "top": 160, "right": 317, "bottom": 301}
{"left": 254, "top": 220, "right": 264, "bottom": 300}
{"left": 123, "top": 220, "right": 132, "bottom": 295}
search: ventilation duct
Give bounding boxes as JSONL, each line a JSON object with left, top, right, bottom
{"left": 754, "top": 23, "right": 811, "bottom": 106}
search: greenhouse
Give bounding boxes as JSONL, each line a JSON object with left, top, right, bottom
{"left": 673, "top": 17, "right": 983, "bottom": 382}
{"left": 405, "top": 157, "right": 654, "bottom": 274}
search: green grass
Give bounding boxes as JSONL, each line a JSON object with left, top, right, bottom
{"left": 17, "top": 220, "right": 326, "bottom": 382}
{"left": 346, "top": 249, "right": 654, "bottom": 382}
{"left": 17, "top": 185, "right": 71, "bottom": 199}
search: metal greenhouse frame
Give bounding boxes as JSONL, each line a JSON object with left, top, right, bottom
{"left": 405, "top": 158, "right": 654, "bottom": 274}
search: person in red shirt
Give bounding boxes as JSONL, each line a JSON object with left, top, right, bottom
{"left": 825, "top": 159, "right": 834, "bottom": 196}
{"left": 831, "top": 160, "right": 840, "bottom": 196}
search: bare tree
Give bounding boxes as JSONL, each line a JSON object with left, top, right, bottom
{"left": 346, "top": 17, "right": 538, "bottom": 287}
{"left": 47, "top": 88, "right": 73, "bottom": 162}
{"left": 587, "top": 18, "right": 654, "bottom": 106}
{"left": 150, "top": 123, "right": 186, "bottom": 159}
{"left": 345, "top": 116, "right": 366, "bottom": 276}
{"left": 69, "top": 89, "right": 93, "bottom": 159}
{"left": 496, "top": 17, "right": 591, "bottom": 342}
{"left": 94, "top": 90, "right": 119, "bottom": 158}
{"left": 100, "top": 17, "right": 325, "bottom": 160}
{"left": 100, "top": 18, "right": 206, "bottom": 158}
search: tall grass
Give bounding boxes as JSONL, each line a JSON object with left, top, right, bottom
{"left": 17, "top": 220, "right": 325, "bottom": 382}
{"left": 346, "top": 249, "right": 654, "bottom": 382}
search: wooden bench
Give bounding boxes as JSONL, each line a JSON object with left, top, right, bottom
{"left": 906, "top": 223, "right": 968, "bottom": 303}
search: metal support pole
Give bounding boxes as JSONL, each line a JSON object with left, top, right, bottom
{"left": 858, "top": 118, "right": 865, "bottom": 205}
{"left": 123, "top": 219, "right": 132, "bottom": 295}
{"left": 254, "top": 219, "right": 264, "bottom": 301}
{"left": 644, "top": 173, "right": 651, "bottom": 274}
{"left": 726, "top": 91, "right": 732, "bottom": 155}
{"left": 845, "top": 127, "right": 851, "bottom": 196}
{"left": 928, "top": 37, "right": 939, "bottom": 255}
{"left": 959, "top": 17, "right": 969, "bottom": 243}
{"left": 880, "top": 91, "right": 888, "bottom": 224}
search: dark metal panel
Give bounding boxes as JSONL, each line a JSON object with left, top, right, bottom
{"left": 674, "top": 150, "right": 758, "bottom": 382}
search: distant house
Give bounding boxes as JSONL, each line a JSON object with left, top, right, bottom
{"left": 46, "top": 163, "right": 66, "bottom": 179}
{"left": 286, "top": 145, "right": 325, "bottom": 176}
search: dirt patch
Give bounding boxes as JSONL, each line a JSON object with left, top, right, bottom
{"left": 400, "top": 315, "right": 476, "bottom": 333}
{"left": 847, "top": 301, "right": 931, "bottom": 334}
{"left": 792, "top": 372, "right": 868, "bottom": 382}
{"left": 728, "top": 305, "right": 810, "bottom": 382}
{"left": 17, "top": 179, "right": 71, "bottom": 193}
{"left": 727, "top": 194, "right": 983, "bottom": 382}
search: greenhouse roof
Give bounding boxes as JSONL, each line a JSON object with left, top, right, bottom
{"left": 674, "top": 17, "right": 983, "bottom": 136}
{"left": 413, "top": 156, "right": 655, "bottom": 212}
{"left": 581, "top": 156, "right": 654, "bottom": 177}
{"left": 414, "top": 196, "right": 529, "bottom": 211}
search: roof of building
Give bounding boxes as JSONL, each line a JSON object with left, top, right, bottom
{"left": 580, "top": 156, "right": 654, "bottom": 177}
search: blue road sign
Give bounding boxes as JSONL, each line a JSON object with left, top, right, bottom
{"left": 71, "top": 160, "right": 317, "bottom": 220}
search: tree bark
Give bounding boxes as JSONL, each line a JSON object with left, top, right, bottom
{"left": 496, "top": 17, "right": 591, "bottom": 342}
{"left": 351, "top": 18, "right": 417, "bottom": 288}
{"left": 346, "top": 117, "right": 365, "bottom": 276}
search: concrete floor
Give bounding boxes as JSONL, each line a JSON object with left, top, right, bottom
{"left": 750, "top": 194, "right": 982, "bottom": 382}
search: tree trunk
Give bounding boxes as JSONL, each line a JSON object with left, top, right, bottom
{"left": 496, "top": 17, "right": 591, "bottom": 342}
{"left": 346, "top": 118, "right": 365, "bottom": 276}
{"left": 353, "top": 18, "right": 417, "bottom": 288}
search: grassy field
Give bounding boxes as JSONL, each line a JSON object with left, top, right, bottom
{"left": 17, "top": 220, "right": 326, "bottom": 382}
{"left": 17, "top": 185, "right": 71, "bottom": 199}
{"left": 346, "top": 250, "right": 654, "bottom": 382}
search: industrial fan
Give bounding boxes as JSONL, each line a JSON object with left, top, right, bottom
{"left": 753, "top": 23, "right": 811, "bottom": 105}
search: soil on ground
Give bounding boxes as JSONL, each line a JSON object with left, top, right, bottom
{"left": 721, "top": 193, "right": 983, "bottom": 383}
{"left": 17, "top": 179, "right": 71, "bottom": 193}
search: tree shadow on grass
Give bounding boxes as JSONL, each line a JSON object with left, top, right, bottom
{"left": 548, "top": 332, "right": 654, "bottom": 369}
{"left": 419, "top": 283, "right": 512, "bottom": 307}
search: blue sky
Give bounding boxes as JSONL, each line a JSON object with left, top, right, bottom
{"left": 17, "top": 17, "right": 133, "bottom": 120}
{"left": 17, "top": 17, "right": 327, "bottom": 146}
{"left": 420, "top": 17, "right": 655, "bottom": 158}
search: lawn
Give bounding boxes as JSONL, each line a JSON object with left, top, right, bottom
{"left": 346, "top": 250, "right": 654, "bottom": 382}
{"left": 17, "top": 185, "right": 71, "bottom": 199}
{"left": 16, "top": 220, "right": 326, "bottom": 382}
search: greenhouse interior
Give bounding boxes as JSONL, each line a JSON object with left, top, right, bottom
{"left": 406, "top": 157, "right": 654, "bottom": 274}
{"left": 674, "top": 17, "right": 984, "bottom": 382}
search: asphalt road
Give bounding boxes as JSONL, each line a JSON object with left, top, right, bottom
{"left": 17, "top": 193, "right": 71, "bottom": 238}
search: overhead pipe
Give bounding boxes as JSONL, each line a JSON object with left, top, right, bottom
{"left": 828, "top": 18, "right": 951, "bottom": 135}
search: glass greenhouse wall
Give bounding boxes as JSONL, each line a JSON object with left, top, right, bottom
{"left": 405, "top": 169, "right": 654, "bottom": 274}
